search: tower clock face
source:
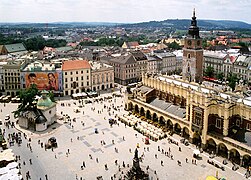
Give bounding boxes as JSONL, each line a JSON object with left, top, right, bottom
{"left": 197, "top": 40, "right": 200, "bottom": 46}
{"left": 188, "top": 40, "right": 192, "bottom": 46}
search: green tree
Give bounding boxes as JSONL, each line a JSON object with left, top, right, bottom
{"left": 168, "top": 41, "right": 181, "bottom": 50}
{"left": 13, "top": 84, "right": 40, "bottom": 117}
{"left": 216, "top": 72, "right": 224, "bottom": 81}
{"left": 204, "top": 66, "right": 215, "bottom": 78}
{"left": 227, "top": 73, "right": 239, "bottom": 91}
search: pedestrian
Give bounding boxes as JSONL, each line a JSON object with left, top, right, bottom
{"left": 45, "top": 174, "right": 48, "bottom": 180}
{"left": 96, "top": 158, "right": 99, "bottom": 163}
{"left": 83, "top": 161, "right": 85, "bottom": 167}
{"left": 186, "top": 158, "right": 188, "bottom": 163}
{"left": 161, "top": 160, "right": 163, "bottom": 166}
{"left": 179, "top": 147, "right": 181, "bottom": 152}
{"left": 29, "top": 159, "right": 32, "bottom": 165}
{"left": 68, "top": 149, "right": 70, "bottom": 154}
{"left": 155, "top": 154, "right": 158, "bottom": 159}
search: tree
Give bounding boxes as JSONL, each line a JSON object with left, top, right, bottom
{"left": 168, "top": 41, "right": 181, "bottom": 50}
{"left": 204, "top": 66, "right": 215, "bottom": 78}
{"left": 216, "top": 72, "right": 224, "bottom": 81}
{"left": 227, "top": 73, "right": 239, "bottom": 91}
{"left": 13, "top": 84, "right": 40, "bottom": 117}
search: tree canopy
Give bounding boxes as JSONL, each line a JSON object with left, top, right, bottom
{"left": 13, "top": 84, "right": 40, "bottom": 118}
{"left": 204, "top": 66, "right": 215, "bottom": 78}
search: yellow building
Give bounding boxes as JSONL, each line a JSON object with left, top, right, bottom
{"left": 125, "top": 73, "right": 251, "bottom": 167}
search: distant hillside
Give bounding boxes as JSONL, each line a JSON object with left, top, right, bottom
{"left": 0, "top": 20, "right": 250, "bottom": 30}
{"left": 121, "top": 19, "right": 251, "bottom": 30}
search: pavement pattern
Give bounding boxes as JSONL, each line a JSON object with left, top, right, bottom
{"left": 0, "top": 89, "right": 250, "bottom": 180}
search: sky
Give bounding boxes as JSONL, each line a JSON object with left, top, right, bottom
{"left": 0, "top": 0, "right": 251, "bottom": 24}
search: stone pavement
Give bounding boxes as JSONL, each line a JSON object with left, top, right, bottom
{"left": 0, "top": 91, "right": 250, "bottom": 180}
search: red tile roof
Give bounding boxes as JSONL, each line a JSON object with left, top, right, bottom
{"left": 62, "top": 60, "right": 91, "bottom": 71}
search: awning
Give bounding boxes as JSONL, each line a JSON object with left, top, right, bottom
{"left": 193, "top": 149, "right": 200, "bottom": 155}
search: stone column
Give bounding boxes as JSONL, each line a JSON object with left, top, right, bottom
{"left": 216, "top": 145, "right": 219, "bottom": 154}
{"left": 223, "top": 105, "right": 230, "bottom": 136}
{"left": 240, "top": 156, "right": 243, "bottom": 167}
{"left": 202, "top": 108, "right": 209, "bottom": 147}
{"left": 173, "top": 125, "right": 175, "bottom": 133}
{"left": 180, "top": 129, "right": 183, "bottom": 137}
{"left": 227, "top": 150, "right": 231, "bottom": 160}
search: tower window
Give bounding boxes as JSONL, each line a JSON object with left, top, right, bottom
{"left": 187, "top": 54, "right": 191, "bottom": 58}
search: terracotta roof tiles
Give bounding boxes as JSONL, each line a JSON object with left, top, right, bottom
{"left": 62, "top": 60, "right": 91, "bottom": 71}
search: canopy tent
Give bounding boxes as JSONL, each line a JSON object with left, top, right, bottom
{"left": 193, "top": 149, "right": 200, "bottom": 155}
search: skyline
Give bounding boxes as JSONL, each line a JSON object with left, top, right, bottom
{"left": 0, "top": 0, "right": 251, "bottom": 24}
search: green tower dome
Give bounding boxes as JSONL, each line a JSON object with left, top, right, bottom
{"left": 37, "top": 90, "right": 53, "bottom": 107}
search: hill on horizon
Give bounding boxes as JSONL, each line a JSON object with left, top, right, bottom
{"left": 122, "top": 19, "right": 251, "bottom": 30}
{"left": 0, "top": 19, "right": 251, "bottom": 30}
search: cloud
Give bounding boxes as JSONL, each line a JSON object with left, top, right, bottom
{"left": 0, "top": 0, "right": 250, "bottom": 23}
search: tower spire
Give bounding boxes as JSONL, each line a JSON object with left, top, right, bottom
{"left": 188, "top": 8, "right": 199, "bottom": 38}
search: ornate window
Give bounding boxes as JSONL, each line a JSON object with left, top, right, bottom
{"left": 247, "top": 123, "right": 251, "bottom": 131}
{"left": 193, "top": 107, "right": 203, "bottom": 127}
{"left": 216, "top": 118, "right": 221, "bottom": 129}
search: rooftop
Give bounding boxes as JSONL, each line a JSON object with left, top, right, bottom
{"left": 62, "top": 59, "right": 91, "bottom": 71}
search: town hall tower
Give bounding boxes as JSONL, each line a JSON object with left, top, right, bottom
{"left": 182, "top": 9, "right": 203, "bottom": 83}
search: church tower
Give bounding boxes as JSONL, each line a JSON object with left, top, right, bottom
{"left": 182, "top": 9, "right": 203, "bottom": 83}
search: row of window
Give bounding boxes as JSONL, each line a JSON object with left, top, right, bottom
{"left": 6, "top": 84, "right": 20, "bottom": 89}
{"left": 215, "top": 118, "right": 251, "bottom": 131}
{"left": 64, "top": 70, "right": 89, "bottom": 76}
{"left": 65, "top": 76, "right": 89, "bottom": 82}
{"left": 65, "top": 81, "right": 89, "bottom": 89}
{"left": 5, "top": 73, "right": 20, "bottom": 76}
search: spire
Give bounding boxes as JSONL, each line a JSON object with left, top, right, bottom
{"left": 188, "top": 8, "right": 200, "bottom": 38}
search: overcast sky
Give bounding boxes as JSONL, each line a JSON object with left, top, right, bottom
{"left": 0, "top": 0, "right": 251, "bottom": 24}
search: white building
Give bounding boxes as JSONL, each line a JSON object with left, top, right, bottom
{"left": 62, "top": 59, "right": 91, "bottom": 96}
{"left": 18, "top": 91, "right": 56, "bottom": 132}
{"left": 90, "top": 61, "right": 114, "bottom": 91}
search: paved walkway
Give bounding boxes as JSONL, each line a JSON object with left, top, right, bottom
{"left": 0, "top": 91, "right": 250, "bottom": 180}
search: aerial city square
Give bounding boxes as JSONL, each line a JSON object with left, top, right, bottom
{"left": 0, "top": 1, "right": 251, "bottom": 180}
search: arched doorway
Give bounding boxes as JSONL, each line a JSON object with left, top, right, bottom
{"left": 152, "top": 113, "right": 158, "bottom": 122}
{"left": 128, "top": 102, "right": 133, "bottom": 111}
{"left": 229, "top": 149, "right": 240, "bottom": 164}
{"left": 183, "top": 127, "right": 190, "bottom": 139}
{"left": 76, "top": 89, "right": 79, "bottom": 93}
{"left": 146, "top": 110, "right": 151, "bottom": 120}
{"left": 134, "top": 105, "right": 139, "bottom": 114}
{"left": 140, "top": 107, "right": 145, "bottom": 117}
{"left": 159, "top": 116, "right": 165, "bottom": 125}
{"left": 218, "top": 143, "right": 228, "bottom": 158}
{"left": 166, "top": 119, "right": 173, "bottom": 131}
{"left": 174, "top": 123, "right": 181, "bottom": 134}
{"left": 102, "top": 85, "right": 105, "bottom": 90}
{"left": 192, "top": 132, "right": 202, "bottom": 146}
{"left": 243, "top": 155, "right": 251, "bottom": 168}
{"left": 206, "top": 139, "right": 217, "bottom": 154}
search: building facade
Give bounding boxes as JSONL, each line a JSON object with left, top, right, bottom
{"left": 3, "top": 61, "right": 22, "bottom": 96}
{"left": 125, "top": 73, "right": 251, "bottom": 167}
{"left": 103, "top": 54, "right": 138, "bottom": 85}
{"left": 90, "top": 61, "right": 114, "bottom": 91}
{"left": 62, "top": 59, "right": 91, "bottom": 96}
